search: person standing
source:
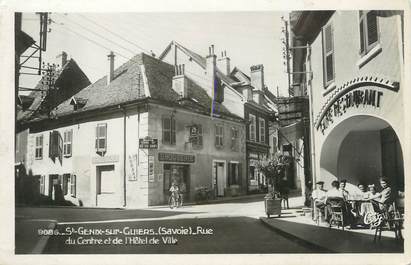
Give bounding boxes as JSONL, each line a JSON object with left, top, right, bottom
{"left": 339, "top": 179, "right": 350, "bottom": 200}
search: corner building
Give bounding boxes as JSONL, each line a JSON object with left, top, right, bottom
{"left": 290, "top": 11, "right": 405, "bottom": 193}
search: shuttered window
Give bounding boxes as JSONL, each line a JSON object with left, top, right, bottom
{"left": 63, "top": 129, "right": 73, "bottom": 157}
{"left": 231, "top": 127, "right": 239, "bottom": 151}
{"left": 49, "top": 131, "right": 63, "bottom": 163}
{"left": 322, "top": 22, "right": 334, "bottom": 86}
{"left": 95, "top": 123, "right": 107, "bottom": 152}
{"left": 215, "top": 124, "right": 224, "bottom": 147}
{"left": 259, "top": 118, "right": 266, "bottom": 144}
{"left": 162, "top": 116, "right": 176, "bottom": 145}
{"left": 359, "top": 11, "right": 379, "bottom": 56}
{"left": 35, "top": 135, "right": 43, "bottom": 159}
{"left": 249, "top": 114, "right": 256, "bottom": 141}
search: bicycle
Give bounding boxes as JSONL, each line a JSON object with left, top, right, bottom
{"left": 168, "top": 192, "right": 182, "bottom": 209}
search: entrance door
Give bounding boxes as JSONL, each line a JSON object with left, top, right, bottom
{"left": 96, "top": 165, "right": 118, "bottom": 207}
{"left": 216, "top": 162, "right": 225, "bottom": 196}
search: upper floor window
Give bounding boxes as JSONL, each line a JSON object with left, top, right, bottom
{"left": 231, "top": 127, "right": 239, "bottom": 151}
{"left": 49, "top": 131, "right": 63, "bottom": 162}
{"left": 35, "top": 135, "right": 43, "bottom": 159}
{"left": 162, "top": 116, "right": 176, "bottom": 145}
{"left": 322, "top": 22, "right": 335, "bottom": 87}
{"left": 359, "top": 11, "right": 379, "bottom": 56}
{"left": 215, "top": 124, "right": 224, "bottom": 148}
{"left": 63, "top": 129, "right": 73, "bottom": 157}
{"left": 249, "top": 114, "right": 256, "bottom": 141}
{"left": 95, "top": 123, "right": 107, "bottom": 153}
{"left": 189, "top": 124, "right": 203, "bottom": 147}
{"left": 259, "top": 118, "right": 266, "bottom": 143}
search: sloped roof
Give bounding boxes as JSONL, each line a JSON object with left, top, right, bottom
{"left": 17, "top": 58, "right": 91, "bottom": 123}
{"left": 25, "top": 53, "right": 240, "bottom": 123}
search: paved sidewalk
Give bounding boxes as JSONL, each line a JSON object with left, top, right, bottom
{"left": 260, "top": 215, "right": 404, "bottom": 253}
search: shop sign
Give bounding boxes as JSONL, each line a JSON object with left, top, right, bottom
{"left": 317, "top": 88, "right": 383, "bottom": 134}
{"left": 158, "top": 152, "right": 195, "bottom": 163}
{"left": 139, "top": 137, "right": 158, "bottom": 149}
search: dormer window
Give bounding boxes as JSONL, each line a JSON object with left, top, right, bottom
{"left": 70, "top": 97, "right": 87, "bottom": 111}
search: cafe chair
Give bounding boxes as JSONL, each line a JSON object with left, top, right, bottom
{"left": 372, "top": 201, "right": 403, "bottom": 241}
{"left": 326, "top": 197, "right": 346, "bottom": 230}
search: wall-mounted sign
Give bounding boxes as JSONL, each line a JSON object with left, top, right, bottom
{"left": 148, "top": 155, "right": 155, "bottom": 182}
{"left": 139, "top": 137, "right": 158, "bottom": 149}
{"left": 158, "top": 152, "right": 195, "bottom": 163}
{"left": 317, "top": 88, "right": 384, "bottom": 134}
{"left": 92, "top": 155, "right": 119, "bottom": 164}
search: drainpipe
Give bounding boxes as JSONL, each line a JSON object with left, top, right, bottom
{"left": 120, "top": 105, "right": 127, "bottom": 207}
{"left": 306, "top": 44, "right": 317, "bottom": 189}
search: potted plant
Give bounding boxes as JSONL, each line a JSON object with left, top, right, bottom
{"left": 257, "top": 153, "right": 291, "bottom": 218}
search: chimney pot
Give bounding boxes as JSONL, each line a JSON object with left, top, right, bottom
{"left": 107, "top": 51, "right": 115, "bottom": 84}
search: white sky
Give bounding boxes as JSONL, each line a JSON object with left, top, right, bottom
{"left": 20, "top": 12, "right": 289, "bottom": 96}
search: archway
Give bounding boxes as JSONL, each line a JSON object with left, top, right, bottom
{"left": 319, "top": 115, "right": 404, "bottom": 192}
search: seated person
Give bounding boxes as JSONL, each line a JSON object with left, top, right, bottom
{"left": 360, "top": 184, "right": 378, "bottom": 216}
{"left": 311, "top": 181, "right": 327, "bottom": 221}
{"left": 367, "top": 177, "right": 394, "bottom": 211}
{"left": 326, "top": 180, "right": 352, "bottom": 225}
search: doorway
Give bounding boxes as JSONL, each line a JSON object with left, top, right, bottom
{"left": 96, "top": 165, "right": 118, "bottom": 207}
{"left": 213, "top": 161, "right": 226, "bottom": 196}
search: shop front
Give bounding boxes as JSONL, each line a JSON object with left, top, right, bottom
{"left": 314, "top": 80, "right": 404, "bottom": 193}
{"left": 247, "top": 146, "right": 269, "bottom": 193}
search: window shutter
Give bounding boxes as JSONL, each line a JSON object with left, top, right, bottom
{"left": 71, "top": 174, "right": 76, "bottom": 197}
{"left": 323, "top": 23, "right": 334, "bottom": 84}
{"left": 366, "top": 11, "right": 378, "bottom": 46}
{"left": 49, "top": 132, "right": 52, "bottom": 158}
{"left": 171, "top": 118, "right": 176, "bottom": 144}
{"left": 359, "top": 19, "right": 365, "bottom": 54}
{"left": 238, "top": 163, "right": 242, "bottom": 187}
{"left": 102, "top": 123, "right": 107, "bottom": 151}
{"left": 228, "top": 163, "right": 232, "bottom": 186}
{"left": 95, "top": 126, "right": 98, "bottom": 150}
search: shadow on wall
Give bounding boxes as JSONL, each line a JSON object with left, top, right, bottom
{"left": 15, "top": 164, "right": 82, "bottom": 207}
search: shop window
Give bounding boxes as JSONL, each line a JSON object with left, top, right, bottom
{"left": 95, "top": 123, "right": 107, "bottom": 153}
{"left": 322, "top": 22, "right": 335, "bottom": 87}
{"left": 359, "top": 11, "right": 379, "bottom": 56}
{"left": 71, "top": 174, "right": 76, "bottom": 197}
{"left": 35, "top": 134, "right": 43, "bottom": 159}
{"left": 215, "top": 124, "right": 224, "bottom": 148}
{"left": 231, "top": 127, "right": 239, "bottom": 151}
{"left": 249, "top": 114, "right": 256, "bottom": 141}
{"left": 249, "top": 165, "right": 256, "bottom": 180}
{"left": 162, "top": 116, "right": 176, "bottom": 145}
{"left": 259, "top": 118, "right": 266, "bottom": 143}
{"left": 49, "top": 131, "right": 63, "bottom": 163}
{"left": 63, "top": 129, "right": 73, "bottom": 157}
{"left": 228, "top": 162, "right": 240, "bottom": 185}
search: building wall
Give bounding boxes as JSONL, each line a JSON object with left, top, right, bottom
{"left": 308, "top": 11, "right": 404, "bottom": 187}
{"left": 146, "top": 104, "right": 247, "bottom": 205}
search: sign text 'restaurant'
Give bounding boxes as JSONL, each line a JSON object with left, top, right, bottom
{"left": 318, "top": 88, "right": 383, "bottom": 134}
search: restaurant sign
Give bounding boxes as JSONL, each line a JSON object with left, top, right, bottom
{"left": 158, "top": 152, "right": 195, "bottom": 163}
{"left": 317, "top": 88, "right": 383, "bottom": 134}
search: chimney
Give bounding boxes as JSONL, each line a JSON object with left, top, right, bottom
{"left": 107, "top": 51, "right": 115, "bottom": 84}
{"left": 172, "top": 64, "right": 188, "bottom": 98}
{"left": 250, "top": 64, "right": 264, "bottom": 91}
{"left": 217, "top": 50, "right": 231, "bottom": 76}
{"left": 206, "top": 45, "right": 217, "bottom": 101}
{"left": 61, "top": 51, "right": 68, "bottom": 66}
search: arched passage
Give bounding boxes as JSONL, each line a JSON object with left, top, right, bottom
{"left": 320, "top": 115, "right": 404, "bottom": 191}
